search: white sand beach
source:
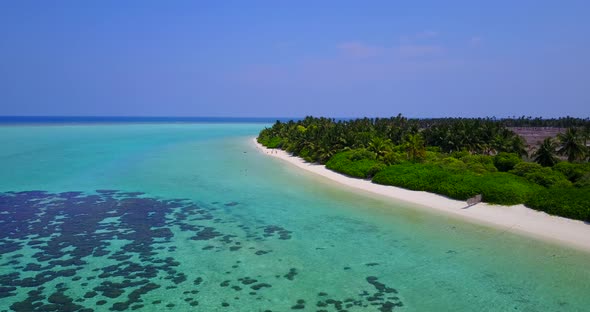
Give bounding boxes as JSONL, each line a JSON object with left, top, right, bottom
{"left": 253, "top": 138, "right": 590, "bottom": 253}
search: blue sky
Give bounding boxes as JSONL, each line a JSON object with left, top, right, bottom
{"left": 1, "top": 1, "right": 589, "bottom": 117}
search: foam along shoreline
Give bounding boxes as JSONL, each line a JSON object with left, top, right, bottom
{"left": 253, "top": 138, "right": 590, "bottom": 253}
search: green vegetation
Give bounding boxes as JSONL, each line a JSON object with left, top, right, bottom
{"left": 533, "top": 138, "right": 559, "bottom": 167}
{"left": 404, "top": 133, "right": 426, "bottom": 162}
{"left": 526, "top": 187, "right": 590, "bottom": 221}
{"left": 493, "top": 152, "right": 522, "bottom": 172}
{"left": 325, "top": 150, "right": 383, "bottom": 179}
{"left": 552, "top": 162, "right": 590, "bottom": 187}
{"left": 509, "top": 163, "right": 571, "bottom": 188}
{"left": 257, "top": 116, "right": 590, "bottom": 221}
{"left": 557, "top": 127, "right": 587, "bottom": 162}
{"left": 501, "top": 116, "right": 590, "bottom": 128}
{"left": 372, "top": 164, "right": 540, "bottom": 205}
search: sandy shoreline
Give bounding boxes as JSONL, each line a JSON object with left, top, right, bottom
{"left": 252, "top": 138, "right": 590, "bottom": 253}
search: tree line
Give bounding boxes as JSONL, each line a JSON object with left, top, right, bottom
{"left": 258, "top": 115, "right": 589, "bottom": 165}
{"left": 257, "top": 115, "right": 590, "bottom": 222}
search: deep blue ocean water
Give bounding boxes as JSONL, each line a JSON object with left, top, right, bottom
{"left": 0, "top": 116, "right": 291, "bottom": 125}
{"left": 0, "top": 121, "right": 589, "bottom": 311}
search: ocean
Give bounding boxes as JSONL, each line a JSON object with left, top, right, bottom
{"left": 0, "top": 120, "right": 589, "bottom": 311}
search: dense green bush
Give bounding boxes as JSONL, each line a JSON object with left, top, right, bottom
{"left": 575, "top": 173, "right": 590, "bottom": 188}
{"left": 432, "top": 173, "right": 483, "bottom": 200}
{"left": 509, "top": 162, "right": 543, "bottom": 176}
{"left": 372, "top": 164, "right": 540, "bottom": 205}
{"left": 510, "top": 162, "right": 571, "bottom": 187}
{"left": 450, "top": 150, "right": 471, "bottom": 159}
{"left": 258, "top": 136, "right": 282, "bottom": 148}
{"left": 382, "top": 151, "right": 405, "bottom": 165}
{"left": 298, "top": 147, "right": 314, "bottom": 162}
{"left": 525, "top": 169, "right": 571, "bottom": 188}
{"left": 372, "top": 163, "right": 456, "bottom": 193}
{"left": 474, "top": 172, "right": 542, "bottom": 204}
{"left": 526, "top": 187, "right": 590, "bottom": 221}
{"left": 367, "top": 163, "right": 387, "bottom": 178}
{"left": 436, "top": 157, "right": 467, "bottom": 172}
{"left": 424, "top": 151, "right": 442, "bottom": 163}
{"left": 284, "top": 142, "right": 296, "bottom": 153}
{"left": 349, "top": 149, "right": 377, "bottom": 161}
{"left": 434, "top": 155, "right": 496, "bottom": 174}
{"left": 493, "top": 152, "right": 522, "bottom": 172}
{"left": 326, "top": 150, "right": 384, "bottom": 178}
{"left": 553, "top": 162, "right": 590, "bottom": 183}
{"left": 461, "top": 154, "right": 498, "bottom": 173}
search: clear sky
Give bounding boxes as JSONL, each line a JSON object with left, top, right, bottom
{"left": 1, "top": 1, "right": 589, "bottom": 118}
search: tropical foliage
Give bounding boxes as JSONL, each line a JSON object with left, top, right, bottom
{"left": 258, "top": 115, "right": 590, "bottom": 221}
{"left": 493, "top": 152, "right": 522, "bottom": 172}
{"left": 372, "top": 164, "right": 541, "bottom": 205}
{"left": 526, "top": 187, "right": 590, "bottom": 221}
{"left": 501, "top": 116, "right": 590, "bottom": 128}
{"left": 325, "top": 150, "right": 383, "bottom": 179}
{"left": 557, "top": 128, "right": 587, "bottom": 162}
{"left": 258, "top": 116, "right": 530, "bottom": 164}
{"left": 533, "top": 138, "right": 559, "bottom": 167}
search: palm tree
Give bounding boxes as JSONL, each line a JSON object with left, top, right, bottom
{"left": 583, "top": 125, "right": 590, "bottom": 162}
{"left": 533, "top": 138, "right": 559, "bottom": 167}
{"left": 557, "top": 128, "right": 586, "bottom": 162}
{"left": 404, "top": 133, "right": 426, "bottom": 162}
{"left": 583, "top": 125, "right": 590, "bottom": 145}
{"left": 367, "top": 137, "right": 393, "bottom": 159}
{"left": 511, "top": 135, "right": 529, "bottom": 158}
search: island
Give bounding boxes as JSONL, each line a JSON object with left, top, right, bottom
{"left": 256, "top": 115, "right": 590, "bottom": 249}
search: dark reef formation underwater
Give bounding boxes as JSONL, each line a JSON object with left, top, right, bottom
{"left": 0, "top": 190, "right": 402, "bottom": 311}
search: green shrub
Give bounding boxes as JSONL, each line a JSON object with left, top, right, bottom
{"left": 574, "top": 173, "right": 590, "bottom": 188}
{"left": 372, "top": 164, "right": 443, "bottom": 192}
{"left": 526, "top": 187, "right": 590, "bottom": 221}
{"left": 553, "top": 162, "right": 590, "bottom": 182}
{"left": 372, "top": 164, "right": 540, "bottom": 205}
{"left": 367, "top": 163, "right": 387, "bottom": 178}
{"left": 382, "top": 151, "right": 405, "bottom": 165}
{"left": 424, "top": 151, "right": 443, "bottom": 162}
{"left": 299, "top": 147, "right": 311, "bottom": 161}
{"left": 258, "top": 136, "right": 283, "bottom": 148}
{"left": 433, "top": 173, "right": 481, "bottom": 200}
{"left": 435, "top": 155, "right": 497, "bottom": 174}
{"left": 494, "top": 152, "right": 522, "bottom": 172}
{"left": 326, "top": 150, "right": 384, "bottom": 178}
{"left": 510, "top": 162, "right": 543, "bottom": 176}
{"left": 436, "top": 157, "right": 467, "bottom": 172}
{"left": 426, "top": 146, "right": 442, "bottom": 153}
{"left": 523, "top": 168, "right": 571, "bottom": 188}
{"left": 349, "top": 149, "right": 377, "bottom": 161}
{"left": 510, "top": 162, "right": 570, "bottom": 187}
{"left": 466, "top": 163, "right": 493, "bottom": 174}
{"left": 284, "top": 143, "right": 296, "bottom": 153}
{"left": 450, "top": 151, "right": 470, "bottom": 159}
{"left": 462, "top": 155, "right": 497, "bottom": 173}
{"left": 475, "top": 172, "right": 541, "bottom": 205}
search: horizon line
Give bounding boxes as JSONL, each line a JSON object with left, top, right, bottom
{"left": 1, "top": 115, "right": 589, "bottom": 120}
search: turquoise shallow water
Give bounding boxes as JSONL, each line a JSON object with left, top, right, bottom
{"left": 0, "top": 123, "right": 589, "bottom": 312}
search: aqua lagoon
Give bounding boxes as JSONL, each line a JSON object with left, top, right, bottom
{"left": 0, "top": 122, "right": 589, "bottom": 311}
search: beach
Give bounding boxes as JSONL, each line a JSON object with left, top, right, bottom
{"left": 253, "top": 138, "right": 590, "bottom": 253}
